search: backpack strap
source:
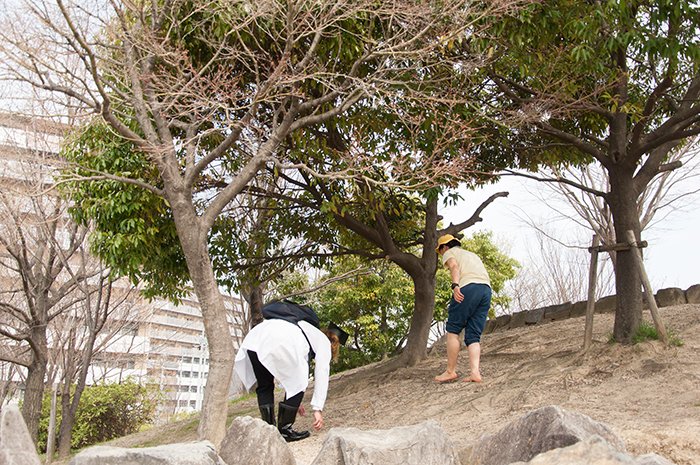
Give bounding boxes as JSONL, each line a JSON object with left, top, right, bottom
{"left": 296, "top": 323, "right": 316, "bottom": 360}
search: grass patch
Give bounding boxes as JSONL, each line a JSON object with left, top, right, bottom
{"left": 632, "top": 321, "right": 683, "bottom": 346}
{"left": 607, "top": 322, "right": 683, "bottom": 347}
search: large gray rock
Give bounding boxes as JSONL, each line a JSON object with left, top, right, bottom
{"left": 595, "top": 295, "right": 617, "bottom": 314}
{"left": 219, "top": 415, "right": 295, "bottom": 465}
{"left": 543, "top": 302, "right": 572, "bottom": 322}
{"left": 635, "top": 452, "right": 677, "bottom": 465}
{"left": 655, "top": 288, "right": 687, "bottom": 307}
{"left": 463, "top": 405, "right": 625, "bottom": 465}
{"left": 509, "top": 435, "right": 675, "bottom": 465}
{"left": 0, "top": 405, "right": 41, "bottom": 465}
{"left": 310, "top": 420, "right": 459, "bottom": 465}
{"left": 69, "top": 441, "right": 225, "bottom": 465}
{"left": 685, "top": 284, "right": 700, "bottom": 304}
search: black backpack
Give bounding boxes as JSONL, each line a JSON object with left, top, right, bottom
{"left": 261, "top": 300, "right": 320, "bottom": 359}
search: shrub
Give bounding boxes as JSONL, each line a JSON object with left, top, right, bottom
{"left": 39, "top": 379, "right": 158, "bottom": 451}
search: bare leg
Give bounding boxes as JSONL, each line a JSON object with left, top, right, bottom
{"left": 464, "top": 342, "right": 482, "bottom": 382}
{"left": 435, "top": 333, "right": 460, "bottom": 382}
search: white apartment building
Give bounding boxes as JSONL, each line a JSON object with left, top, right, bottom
{"left": 0, "top": 112, "right": 246, "bottom": 420}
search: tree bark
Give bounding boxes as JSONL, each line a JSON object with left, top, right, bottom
{"left": 168, "top": 194, "right": 233, "bottom": 448}
{"left": 393, "top": 196, "right": 440, "bottom": 366}
{"left": 22, "top": 326, "right": 48, "bottom": 445}
{"left": 608, "top": 167, "right": 643, "bottom": 343}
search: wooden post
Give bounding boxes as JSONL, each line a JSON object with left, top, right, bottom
{"left": 583, "top": 235, "right": 600, "bottom": 350}
{"left": 625, "top": 230, "right": 669, "bottom": 345}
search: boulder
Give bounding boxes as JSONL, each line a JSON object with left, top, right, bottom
{"left": 685, "top": 284, "right": 700, "bottom": 304}
{"left": 463, "top": 405, "right": 625, "bottom": 465}
{"left": 219, "top": 415, "right": 295, "bottom": 465}
{"left": 655, "top": 288, "right": 687, "bottom": 307}
{"left": 0, "top": 405, "right": 41, "bottom": 465}
{"left": 543, "top": 302, "right": 572, "bottom": 322}
{"left": 69, "top": 441, "right": 225, "bottom": 465}
{"left": 524, "top": 307, "right": 545, "bottom": 325}
{"left": 508, "top": 310, "right": 530, "bottom": 329}
{"left": 635, "top": 453, "right": 677, "bottom": 465}
{"left": 310, "top": 420, "right": 459, "bottom": 465}
{"left": 492, "top": 314, "right": 511, "bottom": 332}
{"left": 569, "top": 301, "right": 589, "bottom": 319}
{"left": 595, "top": 295, "right": 617, "bottom": 314}
{"left": 508, "top": 435, "right": 675, "bottom": 465}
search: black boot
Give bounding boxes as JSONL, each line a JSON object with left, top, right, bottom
{"left": 259, "top": 404, "right": 276, "bottom": 426}
{"left": 277, "top": 402, "right": 310, "bottom": 442}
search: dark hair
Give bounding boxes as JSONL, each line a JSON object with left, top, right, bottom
{"left": 446, "top": 239, "right": 461, "bottom": 249}
{"left": 324, "top": 330, "right": 341, "bottom": 362}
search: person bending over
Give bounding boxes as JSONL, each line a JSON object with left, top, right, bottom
{"left": 435, "top": 234, "right": 492, "bottom": 384}
{"left": 234, "top": 318, "right": 346, "bottom": 441}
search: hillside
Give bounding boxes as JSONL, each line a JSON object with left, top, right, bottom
{"left": 76, "top": 304, "right": 700, "bottom": 465}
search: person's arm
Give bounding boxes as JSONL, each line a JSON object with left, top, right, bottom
{"left": 444, "top": 257, "right": 464, "bottom": 303}
{"left": 301, "top": 323, "right": 331, "bottom": 430}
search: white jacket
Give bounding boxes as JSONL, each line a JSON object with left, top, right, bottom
{"left": 234, "top": 319, "right": 331, "bottom": 411}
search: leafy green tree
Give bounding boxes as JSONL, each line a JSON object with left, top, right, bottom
{"left": 39, "top": 380, "right": 157, "bottom": 452}
{"left": 2, "top": 0, "right": 499, "bottom": 443}
{"left": 470, "top": 0, "right": 700, "bottom": 342}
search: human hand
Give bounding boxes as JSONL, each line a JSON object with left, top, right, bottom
{"left": 298, "top": 405, "right": 306, "bottom": 417}
{"left": 312, "top": 410, "right": 324, "bottom": 431}
{"left": 453, "top": 287, "right": 464, "bottom": 303}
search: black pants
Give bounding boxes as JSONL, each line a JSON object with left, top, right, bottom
{"left": 247, "top": 350, "right": 304, "bottom": 408}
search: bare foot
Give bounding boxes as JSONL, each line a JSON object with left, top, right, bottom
{"left": 462, "top": 374, "right": 482, "bottom": 383}
{"left": 434, "top": 371, "right": 459, "bottom": 383}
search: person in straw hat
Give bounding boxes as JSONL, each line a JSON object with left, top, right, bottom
{"left": 434, "top": 234, "right": 492, "bottom": 383}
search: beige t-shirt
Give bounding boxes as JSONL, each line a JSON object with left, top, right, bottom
{"left": 442, "top": 247, "right": 491, "bottom": 287}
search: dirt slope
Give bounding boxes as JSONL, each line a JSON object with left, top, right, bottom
{"left": 68, "top": 304, "right": 699, "bottom": 465}
{"left": 286, "top": 304, "right": 700, "bottom": 465}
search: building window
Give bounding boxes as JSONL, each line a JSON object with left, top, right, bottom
{"left": 190, "top": 386, "right": 197, "bottom": 393}
{"left": 190, "top": 400, "right": 196, "bottom": 408}
{"left": 192, "top": 372, "right": 199, "bottom": 378}
{"left": 180, "top": 371, "right": 190, "bottom": 377}
{"left": 182, "top": 356, "right": 192, "bottom": 364}
{"left": 193, "top": 357, "right": 200, "bottom": 364}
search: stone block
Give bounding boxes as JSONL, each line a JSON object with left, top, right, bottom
{"left": 654, "top": 288, "right": 687, "bottom": 307}
{"left": 463, "top": 405, "right": 625, "bottom": 465}
{"left": 483, "top": 319, "right": 497, "bottom": 334}
{"left": 543, "top": 302, "right": 572, "bottom": 322}
{"left": 685, "top": 284, "right": 700, "bottom": 304}
{"left": 508, "top": 311, "right": 529, "bottom": 329}
{"left": 219, "top": 415, "right": 295, "bottom": 465}
{"left": 569, "top": 301, "right": 589, "bottom": 318}
{"left": 508, "top": 435, "right": 669, "bottom": 465}
{"left": 69, "top": 441, "right": 225, "bottom": 465}
{"left": 310, "top": 420, "right": 459, "bottom": 465}
{"left": 0, "top": 405, "right": 41, "bottom": 465}
{"left": 595, "top": 295, "right": 617, "bottom": 314}
{"left": 491, "top": 314, "right": 511, "bottom": 332}
{"left": 524, "top": 307, "right": 545, "bottom": 325}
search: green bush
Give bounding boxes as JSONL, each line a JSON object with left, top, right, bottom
{"left": 39, "top": 379, "right": 158, "bottom": 451}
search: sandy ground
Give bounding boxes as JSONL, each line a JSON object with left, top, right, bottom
{"left": 285, "top": 304, "right": 700, "bottom": 465}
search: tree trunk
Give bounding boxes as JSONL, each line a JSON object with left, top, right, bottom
{"left": 394, "top": 196, "right": 440, "bottom": 367}
{"left": 400, "top": 271, "right": 437, "bottom": 365}
{"left": 22, "top": 327, "right": 48, "bottom": 446}
{"left": 57, "top": 330, "right": 98, "bottom": 457}
{"left": 169, "top": 199, "right": 233, "bottom": 448}
{"left": 608, "top": 168, "right": 643, "bottom": 343}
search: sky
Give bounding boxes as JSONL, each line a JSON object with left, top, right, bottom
{"left": 441, "top": 174, "right": 700, "bottom": 294}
